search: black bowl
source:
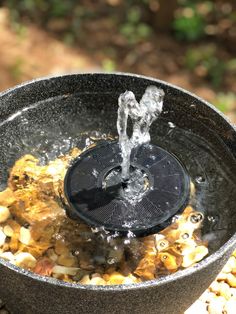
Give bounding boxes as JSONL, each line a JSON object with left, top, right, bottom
{"left": 0, "top": 73, "right": 236, "bottom": 314}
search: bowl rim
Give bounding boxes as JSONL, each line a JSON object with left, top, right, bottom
{"left": 0, "top": 71, "right": 236, "bottom": 291}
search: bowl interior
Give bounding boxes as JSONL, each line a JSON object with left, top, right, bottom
{"left": 0, "top": 73, "right": 236, "bottom": 254}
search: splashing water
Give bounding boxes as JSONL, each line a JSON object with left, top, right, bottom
{"left": 117, "top": 86, "right": 165, "bottom": 181}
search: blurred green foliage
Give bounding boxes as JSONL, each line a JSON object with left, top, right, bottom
{"left": 173, "top": 1, "right": 213, "bottom": 41}
{"left": 173, "top": 2, "right": 206, "bottom": 41}
{"left": 185, "top": 45, "right": 236, "bottom": 88}
{"left": 213, "top": 92, "right": 236, "bottom": 113}
{"left": 4, "top": 0, "right": 235, "bottom": 43}
{"left": 120, "top": 6, "right": 152, "bottom": 44}
{"left": 5, "top": 0, "right": 153, "bottom": 45}
{"left": 8, "top": 57, "right": 24, "bottom": 80}
{"left": 1, "top": 0, "right": 236, "bottom": 92}
{"left": 102, "top": 59, "right": 117, "bottom": 72}
{"left": 185, "top": 45, "right": 225, "bottom": 87}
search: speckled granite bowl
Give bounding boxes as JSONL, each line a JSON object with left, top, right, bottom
{"left": 0, "top": 73, "right": 236, "bottom": 314}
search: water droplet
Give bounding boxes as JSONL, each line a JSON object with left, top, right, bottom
{"left": 190, "top": 212, "right": 204, "bottom": 224}
{"left": 207, "top": 215, "right": 217, "bottom": 223}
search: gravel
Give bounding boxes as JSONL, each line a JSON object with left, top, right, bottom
{"left": 1, "top": 250, "right": 236, "bottom": 313}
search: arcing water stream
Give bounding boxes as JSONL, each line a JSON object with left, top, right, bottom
{"left": 117, "top": 86, "right": 164, "bottom": 181}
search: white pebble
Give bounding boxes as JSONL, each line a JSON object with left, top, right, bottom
{"left": 13, "top": 252, "right": 37, "bottom": 269}
{"left": 0, "top": 206, "right": 10, "bottom": 223}
{"left": 0, "top": 228, "right": 6, "bottom": 247}
{"left": 3, "top": 225, "right": 14, "bottom": 237}
{"left": 79, "top": 275, "right": 91, "bottom": 285}
{"left": 210, "top": 281, "right": 220, "bottom": 293}
{"left": 19, "top": 227, "right": 31, "bottom": 245}
{"left": 185, "top": 300, "right": 208, "bottom": 314}
{"left": 227, "top": 257, "right": 236, "bottom": 269}
{"left": 52, "top": 265, "right": 79, "bottom": 276}
{"left": 218, "top": 282, "right": 231, "bottom": 300}
{"left": 207, "top": 296, "right": 225, "bottom": 314}
{"left": 216, "top": 271, "right": 228, "bottom": 281}
{"left": 230, "top": 288, "right": 236, "bottom": 299}
{"left": 224, "top": 299, "right": 236, "bottom": 314}
{"left": 123, "top": 276, "right": 137, "bottom": 284}
{"left": 89, "top": 277, "right": 106, "bottom": 285}
{"left": 222, "top": 257, "right": 235, "bottom": 273}
{"left": 0, "top": 252, "right": 15, "bottom": 261}
{"left": 199, "top": 290, "right": 216, "bottom": 303}
{"left": 91, "top": 273, "right": 101, "bottom": 278}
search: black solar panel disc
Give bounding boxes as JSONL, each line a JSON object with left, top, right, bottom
{"left": 64, "top": 142, "right": 190, "bottom": 236}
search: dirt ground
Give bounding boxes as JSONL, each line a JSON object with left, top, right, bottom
{"left": 0, "top": 7, "right": 235, "bottom": 122}
{"left": 0, "top": 8, "right": 98, "bottom": 91}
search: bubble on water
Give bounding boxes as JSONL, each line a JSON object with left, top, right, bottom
{"left": 122, "top": 221, "right": 134, "bottom": 228}
{"left": 92, "top": 168, "right": 99, "bottom": 178}
{"left": 195, "top": 176, "right": 205, "bottom": 184}
{"left": 127, "top": 230, "right": 135, "bottom": 238}
{"left": 54, "top": 233, "right": 63, "bottom": 240}
{"left": 181, "top": 233, "right": 190, "bottom": 240}
{"left": 172, "top": 215, "right": 179, "bottom": 223}
{"left": 102, "top": 133, "right": 107, "bottom": 139}
{"left": 90, "top": 130, "right": 103, "bottom": 139}
{"left": 91, "top": 228, "right": 98, "bottom": 233}
{"left": 207, "top": 215, "right": 217, "bottom": 223}
{"left": 168, "top": 122, "right": 175, "bottom": 128}
{"left": 189, "top": 212, "right": 204, "bottom": 224}
{"left": 107, "top": 257, "right": 116, "bottom": 264}
{"left": 85, "top": 137, "right": 94, "bottom": 147}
